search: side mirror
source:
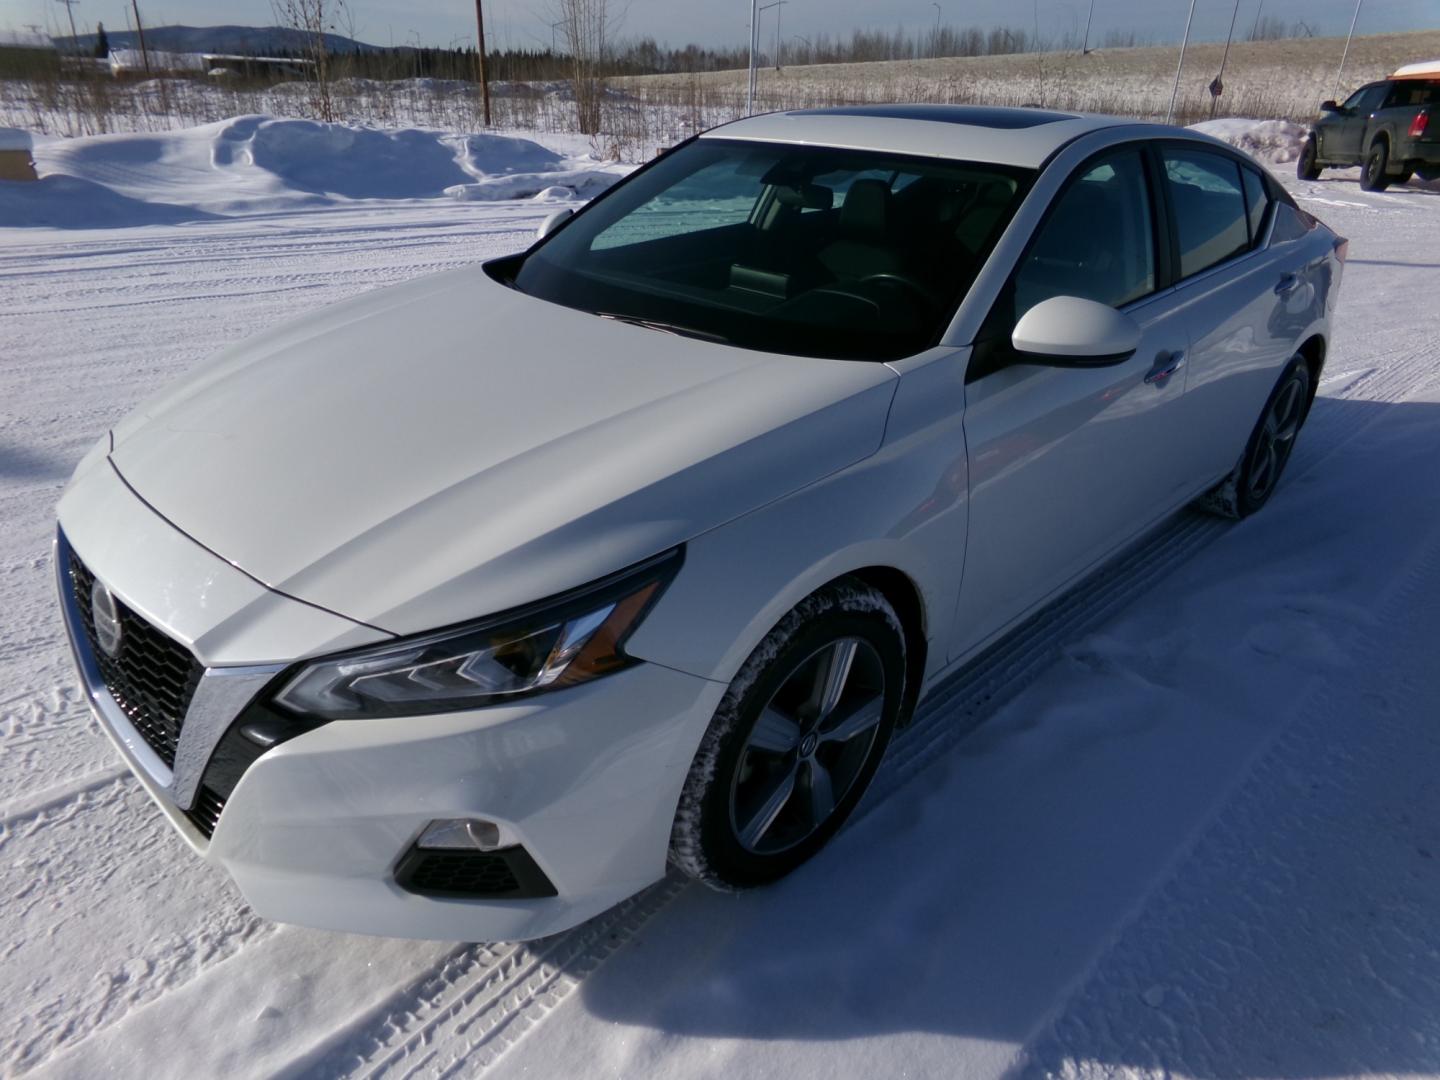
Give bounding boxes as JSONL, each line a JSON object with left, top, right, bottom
{"left": 1011, "top": 295, "right": 1141, "bottom": 366}
{"left": 1320, "top": 99, "right": 1340, "bottom": 113}
{"left": 536, "top": 207, "right": 573, "bottom": 240}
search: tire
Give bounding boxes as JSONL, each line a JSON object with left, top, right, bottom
{"left": 669, "top": 579, "right": 907, "bottom": 891}
{"left": 1297, "top": 136, "right": 1322, "bottom": 181}
{"left": 1361, "top": 140, "right": 1391, "bottom": 191}
{"left": 1197, "top": 357, "right": 1312, "bottom": 520}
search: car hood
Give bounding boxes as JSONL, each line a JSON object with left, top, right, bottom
{"left": 109, "top": 265, "right": 897, "bottom": 636}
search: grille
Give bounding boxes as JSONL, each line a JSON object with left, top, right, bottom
{"left": 186, "top": 784, "right": 227, "bottom": 839}
{"left": 401, "top": 852, "right": 523, "bottom": 896}
{"left": 69, "top": 553, "right": 203, "bottom": 769}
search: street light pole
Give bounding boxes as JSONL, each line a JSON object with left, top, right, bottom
{"left": 1209, "top": 0, "right": 1242, "bottom": 119}
{"left": 474, "top": 0, "right": 491, "bottom": 126}
{"left": 1333, "top": 0, "right": 1363, "bottom": 101}
{"left": 1165, "top": 0, "right": 1197, "bottom": 124}
{"left": 747, "top": 0, "right": 758, "bottom": 114}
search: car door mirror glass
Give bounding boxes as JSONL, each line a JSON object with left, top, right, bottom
{"left": 1010, "top": 295, "right": 1141, "bottom": 367}
{"left": 536, "top": 208, "right": 574, "bottom": 240}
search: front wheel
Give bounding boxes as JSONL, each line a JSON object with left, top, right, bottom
{"left": 1361, "top": 141, "right": 1391, "bottom": 191}
{"left": 1198, "top": 358, "right": 1312, "bottom": 519}
{"left": 669, "top": 579, "right": 907, "bottom": 890}
{"left": 1297, "top": 136, "right": 1322, "bottom": 181}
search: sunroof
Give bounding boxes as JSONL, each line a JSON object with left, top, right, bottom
{"left": 785, "top": 105, "right": 1078, "bottom": 128}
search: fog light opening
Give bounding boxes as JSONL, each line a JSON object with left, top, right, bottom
{"left": 417, "top": 818, "right": 503, "bottom": 851}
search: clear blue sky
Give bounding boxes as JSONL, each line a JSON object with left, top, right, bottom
{"left": 1, "top": 0, "right": 1433, "bottom": 51}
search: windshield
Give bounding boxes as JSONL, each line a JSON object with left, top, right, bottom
{"left": 508, "top": 138, "right": 1032, "bottom": 361}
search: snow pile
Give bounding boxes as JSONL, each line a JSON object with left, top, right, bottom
{"left": 1, "top": 116, "right": 630, "bottom": 226}
{"left": 1189, "top": 118, "right": 1308, "bottom": 164}
{"left": 0, "top": 127, "right": 33, "bottom": 152}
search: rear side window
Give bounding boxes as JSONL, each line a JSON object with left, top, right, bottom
{"left": 1385, "top": 80, "right": 1440, "bottom": 107}
{"left": 1162, "top": 148, "right": 1249, "bottom": 278}
{"left": 1012, "top": 149, "right": 1156, "bottom": 315}
{"left": 1240, "top": 166, "right": 1270, "bottom": 245}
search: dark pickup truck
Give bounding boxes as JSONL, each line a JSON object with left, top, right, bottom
{"left": 1298, "top": 74, "right": 1440, "bottom": 190}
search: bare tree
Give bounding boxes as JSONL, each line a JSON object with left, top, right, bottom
{"left": 553, "top": 0, "right": 619, "bottom": 135}
{"left": 272, "top": 0, "right": 351, "bottom": 122}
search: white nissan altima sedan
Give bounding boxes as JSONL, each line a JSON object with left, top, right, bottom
{"left": 56, "top": 105, "right": 1345, "bottom": 941}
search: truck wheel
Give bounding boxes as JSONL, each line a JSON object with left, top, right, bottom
{"left": 1361, "top": 141, "right": 1391, "bottom": 191}
{"left": 1296, "top": 136, "right": 1322, "bottom": 181}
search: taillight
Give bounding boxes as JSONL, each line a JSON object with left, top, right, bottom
{"left": 1334, "top": 237, "right": 1349, "bottom": 263}
{"left": 1410, "top": 111, "right": 1429, "bottom": 138}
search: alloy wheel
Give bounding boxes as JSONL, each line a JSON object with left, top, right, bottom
{"left": 728, "top": 637, "right": 887, "bottom": 855}
{"left": 1246, "top": 374, "right": 1305, "bottom": 503}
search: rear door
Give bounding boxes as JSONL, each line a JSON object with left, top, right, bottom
{"left": 951, "top": 147, "right": 1196, "bottom": 658}
{"left": 1158, "top": 145, "right": 1313, "bottom": 485}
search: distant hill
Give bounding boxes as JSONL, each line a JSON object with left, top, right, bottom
{"left": 56, "top": 25, "right": 387, "bottom": 56}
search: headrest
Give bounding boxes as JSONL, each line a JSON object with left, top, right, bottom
{"left": 839, "top": 178, "right": 890, "bottom": 238}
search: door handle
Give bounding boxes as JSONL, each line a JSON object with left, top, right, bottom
{"left": 1275, "top": 274, "right": 1300, "bottom": 297}
{"left": 1144, "top": 350, "right": 1185, "bottom": 385}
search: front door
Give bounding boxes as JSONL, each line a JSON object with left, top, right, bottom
{"left": 1325, "top": 83, "right": 1387, "bottom": 162}
{"left": 951, "top": 148, "right": 1195, "bottom": 660}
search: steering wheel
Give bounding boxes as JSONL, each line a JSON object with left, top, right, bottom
{"left": 856, "top": 272, "right": 937, "bottom": 309}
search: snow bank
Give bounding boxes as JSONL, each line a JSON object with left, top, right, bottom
{"left": 1189, "top": 118, "right": 1308, "bottom": 164}
{"left": 5, "top": 116, "right": 630, "bottom": 225}
{"left": 0, "top": 127, "right": 33, "bottom": 152}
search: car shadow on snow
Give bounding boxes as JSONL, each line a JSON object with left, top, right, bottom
{"left": 558, "top": 395, "right": 1440, "bottom": 1077}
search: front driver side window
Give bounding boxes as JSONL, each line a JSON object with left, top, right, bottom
{"left": 1012, "top": 150, "right": 1156, "bottom": 319}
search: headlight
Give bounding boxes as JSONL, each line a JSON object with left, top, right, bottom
{"left": 272, "top": 548, "right": 681, "bottom": 719}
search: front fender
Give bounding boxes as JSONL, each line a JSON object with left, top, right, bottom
{"left": 626, "top": 349, "right": 971, "bottom": 689}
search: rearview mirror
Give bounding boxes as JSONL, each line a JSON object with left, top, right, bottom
{"left": 536, "top": 207, "right": 573, "bottom": 240}
{"left": 1011, "top": 295, "right": 1141, "bottom": 366}
{"left": 1320, "top": 99, "right": 1340, "bottom": 113}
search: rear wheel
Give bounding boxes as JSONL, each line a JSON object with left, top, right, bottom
{"left": 1297, "top": 136, "right": 1322, "bottom": 181}
{"left": 669, "top": 579, "right": 906, "bottom": 890}
{"left": 1361, "top": 140, "right": 1391, "bottom": 191}
{"left": 1198, "top": 358, "right": 1312, "bottom": 519}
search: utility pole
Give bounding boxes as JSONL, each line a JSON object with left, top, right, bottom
{"left": 474, "top": 0, "right": 491, "bottom": 125}
{"left": 130, "top": 0, "right": 150, "bottom": 75}
{"left": 1333, "top": 0, "right": 1363, "bottom": 102}
{"left": 1250, "top": 0, "right": 1264, "bottom": 41}
{"left": 1081, "top": 0, "right": 1094, "bottom": 54}
{"left": 932, "top": 2, "right": 941, "bottom": 58}
{"left": 1165, "top": 0, "right": 1197, "bottom": 124}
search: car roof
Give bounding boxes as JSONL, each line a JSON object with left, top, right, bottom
{"left": 701, "top": 104, "right": 1132, "bottom": 170}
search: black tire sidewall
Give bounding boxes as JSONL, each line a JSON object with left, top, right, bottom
{"left": 1235, "top": 358, "right": 1311, "bottom": 517}
{"left": 674, "top": 593, "right": 906, "bottom": 890}
{"left": 1298, "top": 137, "right": 1321, "bottom": 180}
{"left": 1362, "top": 142, "right": 1389, "bottom": 190}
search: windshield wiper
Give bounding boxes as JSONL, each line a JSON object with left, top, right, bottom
{"left": 595, "top": 312, "right": 731, "bottom": 344}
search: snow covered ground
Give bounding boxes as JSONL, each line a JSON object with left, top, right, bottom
{"left": 2, "top": 121, "right": 1440, "bottom": 1078}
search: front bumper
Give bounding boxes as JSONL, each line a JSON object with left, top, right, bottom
{"left": 56, "top": 465, "right": 727, "bottom": 942}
